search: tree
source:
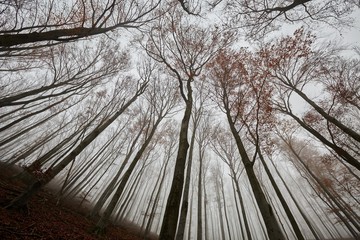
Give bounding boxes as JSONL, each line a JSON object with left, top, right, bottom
{"left": 211, "top": 127, "right": 252, "bottom": 240}
{"left": 211, "top": 165, "right": 228, "bottom": 240}
{"left": 6, "top": 67, "right": 149, "bottom": 209}
{"left": 140, "top": 122, "right": 178, "bottom": 238}
{"left": 275, "top": 126, "right": 360, "bottom": 238}
{"left": 175, "top": 100, "right": 199, "bottom": 240}
{"left": 1, "top": 0, "right": 359, "bottom": 239}
{"left": 194, "top": 104, "right": 212, "bottom": 240}
{"left": 208, "top": 48, "right": 285, "bottom": 240}
{"left": 144, "top": 5, "right": 232, "bottom": 239}
{"left": 1, "top": 39, "right": 129, "bottom": 175}
{"left": 176, "top": 81, "right": 209, "bottom": 240}
{"left": 93, "top": 62, "right": 179, "bottom": 234}
{"left": 262, "top": 28, "right": 360, "bottom": 170}
{"left": 210, "top": 0, "right": 359, "bottom": 38}
{"left": 0, "top": 0, "right": 160, "bottom": 54}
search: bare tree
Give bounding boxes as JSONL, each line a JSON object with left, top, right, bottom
{"left": 0, "top": 0, "right": 160, "bottom": 54}
{"left": 276, "top": 129, "right": 360, "bottom": 238}
{"left": 210, "top": 0, "right": 359, "bottom": 38}
{"left": 263, "top": 29, "right": 360, "bottom": 170}
{"left": 211, "top": 127, "right": 253, "bottom": 240}
{"left": 208, "top": 48, "right": 285, "bottom": 240}
{"left": 6, "top": 66, "right": 149, "bottom": 209}
{"left": 144, "top": 5, "right": 232, "bottom": 239}
{"left": 93, "top": 62, "right": 179, "bottom": 234}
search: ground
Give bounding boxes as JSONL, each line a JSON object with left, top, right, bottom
{"left": 0, "top": 164, "right": 152, "bottom": 240}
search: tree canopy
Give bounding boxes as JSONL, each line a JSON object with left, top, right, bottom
{"left": 1, "top": 1, "right": 359, "bottom": 240}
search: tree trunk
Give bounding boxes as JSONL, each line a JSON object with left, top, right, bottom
{"left": 197, "top": 146, "right": 204, "bottom": 240}
{"left": 270, "top": 158, "right": 320, "bottom": 240}
{"left": 203, "top": 171, "right": 209, "bottom": 240}
{"left": 159, "top": 81, "right": 193, "bottom": 240}
{"left": 231, "top": 179, "right": 246, "bottom": 240}
{"left": 224, "top": 108, "right": 285, "bottom": 240}
{"left": 90, "top": 128, "right": 143, "bottom": 217}
{"left": 0, "top": 27, "right": 115, "bottom": 47}
{"left": 175, "top": 124, "right": 196, "bottom": 240}
{"left": 231, "top": 175, "right": 252, "bottom": 240}
{"left": 143, "top": 152, "right": 172, "bottom": 238}
{"left": 220, "top": 176, "right": 232, "bottom": 240}
{"left": 214, "top": 174, "right": 227, "bottom": 240}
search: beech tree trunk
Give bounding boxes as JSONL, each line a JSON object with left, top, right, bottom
{"left": 175, "top": 124, "right": 196, "bottom": 240}
{"left": 159, "top": 80, "right": 193, "bottom": 240}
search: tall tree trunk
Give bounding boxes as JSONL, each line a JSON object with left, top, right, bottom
{"left": 215, "top": 174, "right": 227, "bottom": 240}
{"left": 231, "top": 180, "right": 246, "bottom": 240}
{"left": 143, "top": 152, "right": 172, "bottom": 238}
{"left": 203, "top": 171, "right": 209, "bottom": 240}
{"left": 176, "top": 124, "right": 196, "bottom": 240}
{"left": 186, "top": 188, "right": 194, "bottom": 240}
{"left": 220, "top": 176, "right": 232, "bottom": 240}
{"left": 292, "top": 86, "right": 360, "bottom": 143}
{"left": 90, "top": 128, "right": 143, "bottom": 217}
{"left": 159, "top": 80, "right": 193, "bottom": 240}
{"left": 280, "top": 135, "right": 360, "bottom": 237}
{"left": 270, "top": 158, "right": 320, "bottom": 240}
{"left": 197, "top": 147, "right": 203, "bottom": 240}
{"left": 141, "top": 155, "right": 170, "bottom": 234}
{"left": 231, "top": 173, "right": 252, "bottom": 240}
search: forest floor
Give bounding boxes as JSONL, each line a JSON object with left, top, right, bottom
{"left": 0, "top": 164, "right": 153, "bottom": 240}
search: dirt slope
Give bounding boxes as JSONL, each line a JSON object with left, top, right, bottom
{"left": 0, "top": 165, "right": 149, "bottom": 240}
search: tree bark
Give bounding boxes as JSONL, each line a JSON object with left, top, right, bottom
{"left": 175, "top": 124, "right": 196, "bottom": 240}
{"left": 159, "top": 80, "right": 193, "bottom": 240}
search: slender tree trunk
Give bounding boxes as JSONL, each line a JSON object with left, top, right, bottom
{"left": 187, "top": 188, "right": 194, "bottom": 240}
{"left": 176, "top": 124, "right": 196, "bottom": 240}
{"left": 220, "top": 176, "right": 232, "bottom": 240}
{"left": 270, "top": 159, "right": 320, "bottom": 240}
{"left": 258, "top": 150, "right": 305, "bottom": 240}
{"left": 215, "top": 175, "right": 226, "bottom": 240}
{"left": 280, "top": 135, "right": 360, "bottom": 237}
{"left": 197, "top": 147, "right": 203, "bottom": 240}
{"left": 231, "top": 180, "right": 246, "bottom": 240}
{"left": 141, "top": 157, "right": 169, "bottom": 233}
{"left": 203, "top": 172, "right": 209, "bottom": 240}
{"left": 231, "top": 174, "right": 252, "bottom": 240}
{"left": 118, "top": 164, "right": 146, "bottom": 222}
{"left": 90, "top": 129, "right": 143, "bottom": 217}
{"left": 144, "top": 153, "right": 172, "bottom": 238}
